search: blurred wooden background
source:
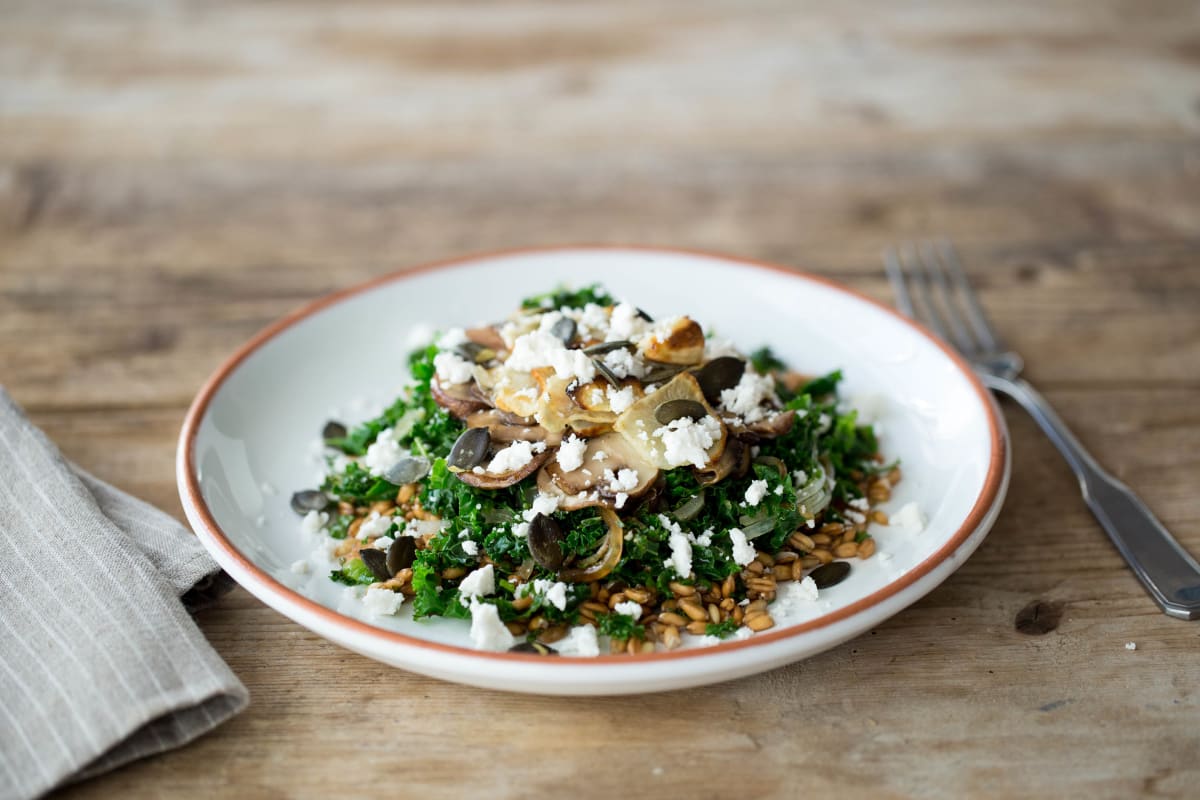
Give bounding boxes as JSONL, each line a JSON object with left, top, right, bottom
{"left": 1, "top": 1, "right": 1198, "bottom": 798}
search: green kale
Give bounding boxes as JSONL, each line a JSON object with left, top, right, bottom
{"left": 410, "top": 560, "right": 470, "bottom": 620}
{"left": 801, "top": 369, "right": 843, "bottom": 398}
{"left": 329, "top": 558, "right": 375, "bottom": 586}
{"left": 596, "top": 612, "right": 645, "bottom": 641}
{"left": 705, "top": 618, "right": 741, "bottom": 639}
{"left": 520, "top": 284, "right": 614, "bottom": 311}
{"left": 749, "top": 346, "right": 788, "bottom": 374}
{"left": 321, "top": 461, "right": 398, "bottom": 505}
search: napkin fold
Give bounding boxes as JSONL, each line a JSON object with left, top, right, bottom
{"left": 0, "top": 388, "right": 248, "bottom": 800}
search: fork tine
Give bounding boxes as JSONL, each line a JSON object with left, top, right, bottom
{"left": 898, "top": 243, "right": 952, "bottom": 342}
{"left": 883, "top": 248, "right": 916, "bottom": 317}
{"left": 936, "top": 240, "right": 1002, "bottom": 353}
{"left": 920, "top": 241, "right": 979, "bottom": 355}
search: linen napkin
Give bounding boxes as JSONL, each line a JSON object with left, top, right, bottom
{"left": 0, "top": 388, "right": 248, "bottom": 800}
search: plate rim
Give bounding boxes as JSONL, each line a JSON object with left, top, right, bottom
{"left": 176, "top": 244, "right": 1007, "bottom": 666}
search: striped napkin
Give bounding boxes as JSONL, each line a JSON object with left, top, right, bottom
{"left": 0, "top": 388, "right": 248, "bottom": 800}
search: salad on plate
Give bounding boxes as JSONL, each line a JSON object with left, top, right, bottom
{"left": 290, "top": 285, "right": 900, "bottom": 656}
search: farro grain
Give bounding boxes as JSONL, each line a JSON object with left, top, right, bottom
{"left": 658, "top": 611, "right": 688, "bottom": 627}
{"left": 773, "top": 565, "right": 793, "bottom": 581}
{"left": 708, "top": 603, "right": 721, "bottom": 624}
{"left": 811, "top": 548, "right": 834, "bottom": 565}
{"left": 722, "top": 575, "right": 736, "bottom": 598}
{"left": 819, "top": 522, "right": 845, "bottom": 537}
{"left": 811, "top": 533, "right": 832, "bottom": 546}
{"left": 789, "top": 532, "right": 816, "bottom": 552}
{"left": 870, "top": 510, "right": 889, "bottom": 525}
{"left": 834, "top": 542, "right": 859, "bottom": 558}
{"left": 396, "top": 484, "right": 417, "bottom": 505}
{"left": 661, "top": 625, "right": 682, "bottom": 650}
{"left": 441, "top": 566, "right": 466, "bottom": 580}
{"left": 745, "top": 614, "right": 775, "bottom": 632}
{"left": 686, "top": 621, "right": 709, "bottom": 636}
{"left": 858, "top": 538, "right": 877, "bottom": 559}
{"left": 669, "top": 581, "right": 696, "bottom": 597}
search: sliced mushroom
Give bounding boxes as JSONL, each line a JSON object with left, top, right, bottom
{"left": 695, "top": 436, "right": 751, "bottom": 486}
{"left": 639, "top": 317, "right": 705, "bottom": 365}
{"left": 456, "top": 444, "right": 553, "bottom": 489}
{"left": 464, "top": 409, "right": 563, "bottom": 447}
{"left": 430, "top": 377, "right": 492, "bottom": 420}
{"left": 536, "top": 432, "right": 659, "bottom": 511}
{"left": 475, "top": 365, "right": 541, "bottom": 418}
{"left": 731, "top": 409, "right": 797, "bottom": 442}
{"left": 466, "top": 325, "right": 506, "bottom": 351}
{"left": 531, "top": 368, "right": 618, "bottom": 437}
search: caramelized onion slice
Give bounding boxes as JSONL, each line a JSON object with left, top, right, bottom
{"left": 558, "top": 507, "right": 624, "bottom": 583}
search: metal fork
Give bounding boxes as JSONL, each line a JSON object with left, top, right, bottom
{"left": 885, "top": 241, "right": 1200, "bottom": 620}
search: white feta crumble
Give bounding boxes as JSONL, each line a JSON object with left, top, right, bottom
{"left": 363, "top": 427, "right": 405, "bottom": 476}
{"left": 511, "top": 520, "right": 530, "bottom": 538}
{"left": 849, "top": 496, "right": 870, "bottom": 511}
{"left": 719, "top": 371, "right": 778, "bottom": 423}
{"left": 774, "top": 485, "right": 784, "bottom": 496}
{"left": 357, "top": 511, "right": 393, "bottom": 540}
{"left": 486, "top": 440, "right": 538, "bottom": 474}
{"left": 468, "top": 599, "right": 515, "bottom": 651}
{"left": 601, "top": 347, "right": 643, "bottom": 380}
{"left": 433, "top": 351, "right": 475, "bottom": 385}
{"left": 592, "top": 450, "right": 608, "bottom": 462}
{"left": 457, "top": 564, "right": 496, "bottom": 604}
{"left": 535, "top": 580, "right": 569, "bottom": 611}
{"left": 653, "top": 415, "right": 722, "bottom": 468}
{"left": 437, "top": 327, "right": 469, "bottom": 349}
{"left": 289, "top": 559, "right": 309, "bottom": 575}
{"left": 844, "top": 509, "right": 867, "bottom": 525}
{"left": 556, "top": 434, "right": 587, "bottom": 473}
{"left": 795, "top": 575, "right": 820, "bottom": 601}
{"left": 373, "top": 535, "right": 394, "bottom": 551}
{"left": 1125, "top": 641, "right": 1137, "bottom": 651}
{"left": 728, "top": 527, "right": 757, "bottom": 566}
{"left": 301, "top": 510, "right": 329, "bottom": 534}
{"left": 404, "top": 322, "right": 436, "bottom": 350}
{"left": 604, "top": 467, "right": 641, "bottom": 493}
{"left": 743, "top": 479, "right": 769, "bottom": 507}
{"left": 891, "top": 502, "right": 926, "bottom": 535}
{"left": 614, "top": 492, "right": 629, "bottom": 509}
{"left": 554, "top": 624, "right": 600, "bottom": 657}
{"left": 607, "top": 302, "right": 648, "bottom": 341}
{"left": 613, "top": 600, "right": 643, "bottom": 619}
{"left": 694, "top": 528, "right": 714, "bottom": 547}
{"left": 606, "top": 384, "right": 636, "bottom": 413}
{"left": 363, "top": 587, "right": 403, "bottom": 616}
{"left": 665, "top": 526, "right": 693, "bottom": 578}
{"left": 575, "top": 303, "right": 610, "bottom": 339}
{"left": 461, "top": 540, "right": 479, "bottom": 556}
{"left": 505, "top": 330, "right": 596, "bottom": 383}
{"left": 733, "top": 627, "right": 755, "bottom": 641}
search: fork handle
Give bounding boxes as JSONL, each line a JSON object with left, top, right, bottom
{"left": 983, "top": 374, "right": 1200, "bottom": 620}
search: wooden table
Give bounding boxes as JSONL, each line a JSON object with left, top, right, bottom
{"left": 3, "top": 1, "right": 1198, "bottom": 797}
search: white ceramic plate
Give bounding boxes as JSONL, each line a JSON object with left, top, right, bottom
{"left": 178, "top": 246, "right": 1008, "bottom": 695}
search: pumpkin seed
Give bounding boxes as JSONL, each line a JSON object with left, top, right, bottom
{"left": 359, "top": 548, "right": 392, "bottom": 582}
{"left": 549, "top": 316, "right": 577, "bottom": 345}
{"left": 655, "top": 399, "right": 708, "bottom": 425}
{"left": 322, "top": 420, "right": 347, "bottom": 440}
{"left": 671, "top": 489, "right": 706, "bottom": 521}
{"left": 383, "top": 456, "right": 431, "bottom": 485}
{"left": 592, "top": 357, "right": 622, "bottom": 388}
{"left": 454, "top": 341, "right": 498, "bottom": 364}
{"left": 509, "top": 641, "right": 558, "bottom": 656}
{"left": 635, "top": 307, "right": 654, "bottom": 322}
{"left": 290, "top": 490, "right": 331, "bottom": 515}
{"left": 583, "top": 340, "right": 632, "bottom": 355}
{"left": 809, "top": 561, "right": 851, "bottom": 589}
{"left": 386, "top": 537, "right": 416, "bottom": 574}
{"left": 527, "top": 513, "right": 565, "bottom": 571}
{"left": 694, "top": 356, "right": 745, "bottom": 404}
{"left": 447, "top": 427, "right": 490, "bottom": 472}
{"left": 641, "top": 361, "right": 687, "bottom": 384}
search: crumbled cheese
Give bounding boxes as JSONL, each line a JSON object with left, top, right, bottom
{"left": 601, "top": 347, "right": 643, "bottom": 380}
{"left": 556, "top": 434, "right": 587, "bottom": 473}
{"left": 849, "top": 497, "right": 870, "bottom": 511}
{"left": 743, "top": 479, "right": 769, "bottom": 507}
{"left": 511, "top": 520, "right": 530, "bottom": 538}
{"left": 728, "top": 527, "right": 757, "bottom": 566}
{"left": 404, "top": 322, "right": 436, "bottom": 350}
{"left": 363, "top": 587, "right": 403, "bottom": 616}
{"left": 433, "top": 351, "right": 475, "bottom": 385}
{"left": 542, "top": 580, "right": 569, "bottom": 611}
{"left": 592, "top": 450, "right": 608, "bottom": 462}
{"left": 719, "top": 371, "right": 778, "bottom": 423}
{"left": 457, "top": 564, "right": 496, "bottom": 604}
{"left": 733, "top": 627, "right": 754, "bottom": 641}
{"left": 653, "top": 415, "right": 722, "bottom": 468}
{"left": 604, "top": 467, "right": 641, "bottom": 493}
{"left": 373, "top": 536, "right": 394, "bottom": 551}
{"left": 301, "top": 510, "right": 329, "bottom": 534}
{"left": 575, "top": 303, "right": 610, "bottom": 339}
{"left": 792, "top": 469, "right": 808, "bottom": 486}
{"left": 357, "top": 511, "right": 393, "bottom": 540}
{"left": 363, "top": 427, "right": 405, "bottom": 476}
{"left": 891, "top": 502, "right": 926, "bottom": 535}
{"left": 773, "top": 485, "right": 784, "bottom": 496}
{"left": 693, "top": 528, "right": 714, "bottom": 547}
{"left": 437, "top": 327, "right": 469, "bottom": 349}
{"left": 665, "top": 527, "right": 693, "bottom": 579}
{"left": 289, "top": 559, "right": 309, "bottom": 575}
{"left": 486, "top": 440, "right": 538, "bottom": 474}
{"left": 607, "top": 302, "right": 648, "bottom": 341}
{"left": 522, "top": 493, "right": 561, "bottom": 522}
{"left": 468, "top": 599, "right": 515, "bottom": 651}
{"left": 505, "top": 330, "right": 596, "bottom": 383}
{"left": 606, "top": 384, "right": 636, "bottom": 413}
{"left": 613, "top": 600, "right": 643, "bottom": 619}
{"left": 461, "top": 540, "right": 479, "bottom": 556}
{"left": 795, "top": 575, "right": 819, "bottom": 601}
{"left": 1125, "top": 641, "right": 1137, "bottom": 651}
{"left": 554, "top": 624, "right": 600, "bottom": 657}
{"left": 703, "top": 337, "right": 741, "bottom": 360}
{"left": 614, "top": 492, "right": 629, "bottom": 509}
{"left": 844, "top": 509, "right": 867, "bottom": 525}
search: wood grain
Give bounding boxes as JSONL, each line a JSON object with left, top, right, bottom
{"left": 2, "top": 1, "right": 1198, "bottom": 798}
